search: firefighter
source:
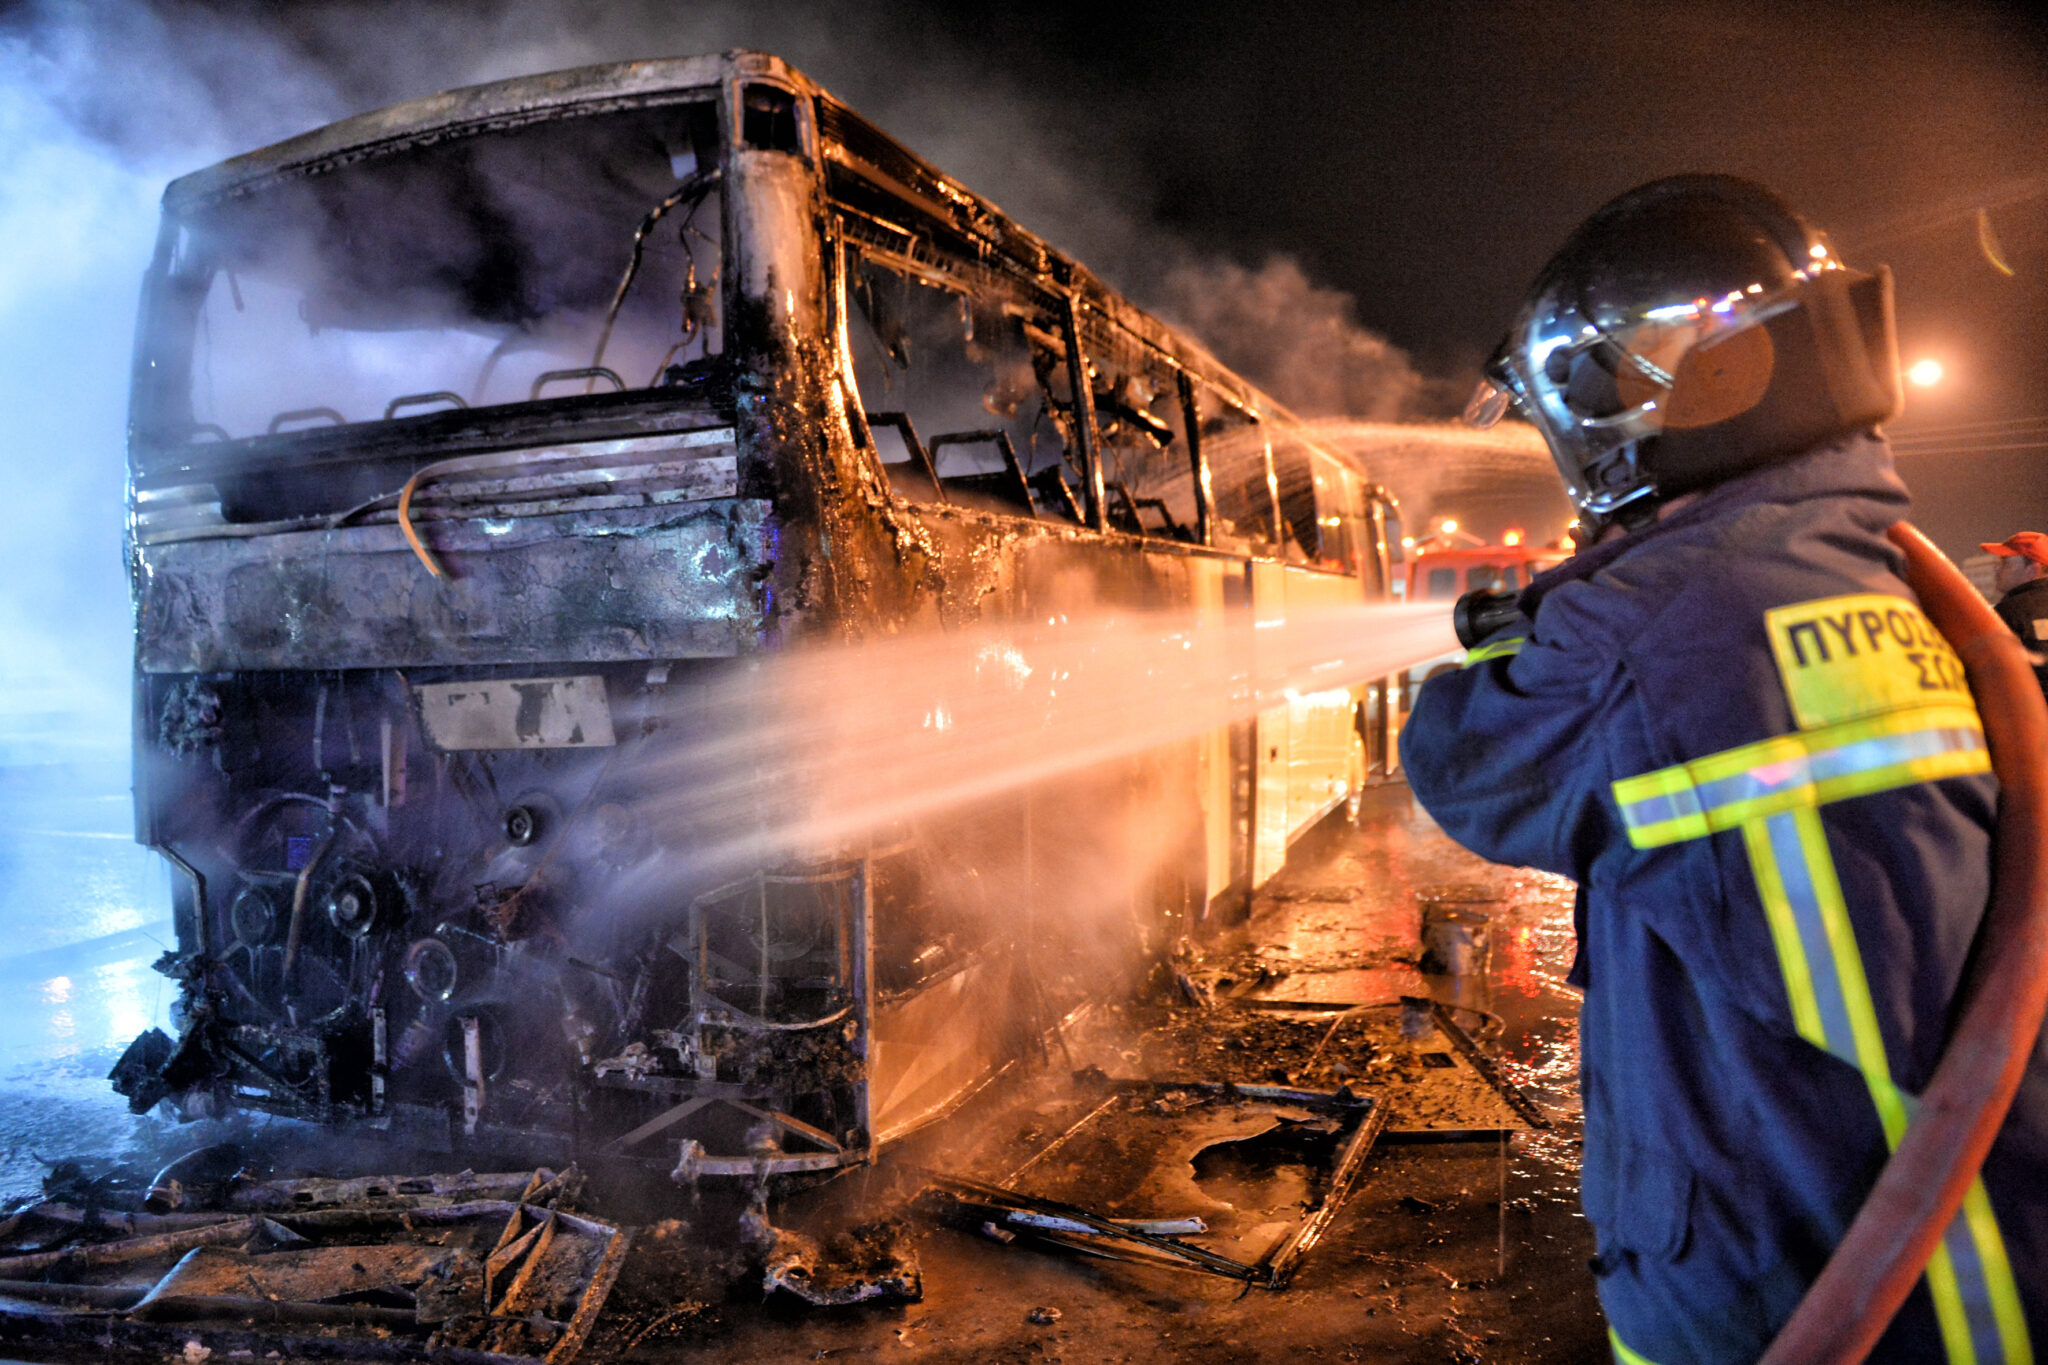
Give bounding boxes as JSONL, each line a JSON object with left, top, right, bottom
{"left": 1983, "top": 532, "right": 2048, "bottom": 702}
{"left": 1403, "top": 175, "right": 2045, "bottom": 1362}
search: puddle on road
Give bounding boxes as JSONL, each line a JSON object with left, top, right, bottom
{"left": 1225, "top": 785, "right": 1589, "bottom": 1211}
{"left": 0, "top": 761, "right": 175, "bottom": 1202}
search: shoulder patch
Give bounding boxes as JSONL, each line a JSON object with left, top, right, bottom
{"left": 1765, "top": 593, "right": 1973, "bottom": 730}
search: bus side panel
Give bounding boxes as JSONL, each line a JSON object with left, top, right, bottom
{"left": 843, "top": 519, "right": 1215, "bottom": 1144}
{"left": 1190, "top": 555, "right": 1251, "bottom": 923}
{"left": 868, "top": 954, "right": 1007, "bottom": 1144}
{"left": 1282, "top": 566, "right": 1367, "bottom": 839}
{"left": 1251, "top": 559, "right": 1290, "bottom": 885}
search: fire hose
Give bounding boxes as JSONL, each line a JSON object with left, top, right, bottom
{"left": 1452, "top": 524, "right": 2047, "bottom": 1360}
{"left": 1760, "top": 523, "right": 2048, "bottom": 1362}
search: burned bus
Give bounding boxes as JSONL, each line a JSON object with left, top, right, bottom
{"left": 114, "top": 51, "right": 1399, "bottom": 1179}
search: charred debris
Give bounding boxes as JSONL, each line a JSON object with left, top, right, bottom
{"left": 2, "top": 973, "right": 1545, "bottom": 1361}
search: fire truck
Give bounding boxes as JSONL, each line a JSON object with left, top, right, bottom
{"left": 1393, "top": 524, "right": 1569, "bottom": 708}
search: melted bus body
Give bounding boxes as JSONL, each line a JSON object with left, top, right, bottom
{"left": 117, "top": 52, "right": 1396, "bottom": 1176}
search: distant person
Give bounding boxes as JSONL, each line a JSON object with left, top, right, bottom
{"left": 1983, "top": 531, "right": 2048, "bottom": 700}
{"left": 1402, "top": 175, "right": 2043, "bottom": 1362}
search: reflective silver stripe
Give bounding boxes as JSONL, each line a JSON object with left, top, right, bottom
{"left": 1687, "top": 726, "right": 1984, "bottom": 814}
{"left": 1615, "top": 723, "right": 1986, "bottom": 838}
{"left": 1617, "top": 787, "right": 1701, "bottom": 831}
{"left": 1764, "top": 811, "right": 1859, "bottom": 1068}
{"left": 1946, "top": 1196, "right": 2009, "bottom": 1365}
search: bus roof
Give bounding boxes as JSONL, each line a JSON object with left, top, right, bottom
{"left": 162, "top": 51, "right": 745, "bottom": 210}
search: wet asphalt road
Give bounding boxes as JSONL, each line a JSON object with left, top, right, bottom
{"left": 0, "top": 757, "right": 175, "bottom": 1201}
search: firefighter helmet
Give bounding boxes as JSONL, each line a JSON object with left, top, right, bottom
{"left": 1464, "top": 175, "right": 1901, "bottom": 530}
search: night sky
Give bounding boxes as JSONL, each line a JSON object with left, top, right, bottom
{"left": 3, "top": 0, "right": 2046, "bottom": 717}
{"left": 903, "top": 0, "right": 2048, "bottom": 556}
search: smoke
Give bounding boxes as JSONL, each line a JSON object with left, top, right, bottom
{"left": 1154, "top": 254, "right": 1428, "bottom": 421}
{"left": 0, "top": 2, "right": 378, "bottom": 758}
{"left": 0, "top": 27, "right": 167, "bottom": 760}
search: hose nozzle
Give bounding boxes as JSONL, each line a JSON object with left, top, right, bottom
{"left": 1453, "top": 588, "right": 1522, "bottom": 649}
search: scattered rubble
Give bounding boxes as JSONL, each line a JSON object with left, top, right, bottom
{"left": 924, "top": 1076, "right": 1387, "bottom": 1289}
{"left": 0, "top": 1165, "right": 624, "bottom": 1363}
{"left": 746, "top": 1209, "right": 923, "bottom": 1306}
{"left": 1, "top": 995, "right": 1545, "bottom": 1357}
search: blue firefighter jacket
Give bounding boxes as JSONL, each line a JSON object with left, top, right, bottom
{"left": 1400, "top": 433, "right": 2046, "bottom": 1364}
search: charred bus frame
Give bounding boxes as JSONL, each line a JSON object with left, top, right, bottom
{"left": 114, "top": 52, "right": 1400, "bottom": 1181}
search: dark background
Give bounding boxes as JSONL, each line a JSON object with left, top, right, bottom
{"left": 2, "top": 0, "right": 2045, "bottom": 730}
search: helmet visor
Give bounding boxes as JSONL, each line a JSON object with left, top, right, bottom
{"left": 1462, "top": 374, "right": 1515, "bottom": 428}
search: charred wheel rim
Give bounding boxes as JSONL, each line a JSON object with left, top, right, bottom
{"left": 322, "top": 873, "right": 380, "bottom": 939}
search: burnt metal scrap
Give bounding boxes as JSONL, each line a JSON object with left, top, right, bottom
{"left": 0, "top": 1166, "right": 625, "bottom": 1364}
{"left": 932, "top": 1172, "right": 1269, "bottom": 1285}
{"left": 1216, "top": 996, "right": 1553, "bottom": 1139}
{"left": 1415, "top": 997, "right": 1552, "bottom": 1133}
{"left": 745, "top": 1208, "right": 923, "bottom": 1306}
{"left": 926, "top": 1079, "right": 1388, "bottom": 1290}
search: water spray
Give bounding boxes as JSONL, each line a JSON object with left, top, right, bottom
{"left": 617, "top": 599, "right": 1461, "bottom": 876}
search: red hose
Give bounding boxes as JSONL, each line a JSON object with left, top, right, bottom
{"left": 1760, "top": 522, "right": 2048, "bottom": 1363}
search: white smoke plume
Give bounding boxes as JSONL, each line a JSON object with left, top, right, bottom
{"left": 0, "top": 23, "right": 169, "bottom": 760}
{"left": 1155, "top": 254, "right": 1428, "bottom": 421}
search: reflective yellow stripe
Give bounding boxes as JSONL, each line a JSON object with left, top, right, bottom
{"left": 1462, "top": 636, "right": 1524, "bottom": 667}
{"left": 1742, "top": 817, "right": 1828, "bottom": 1047}
{"left": 1931, "top": 1225, "right": 1982, "bottom": 1365}
{"left": 1612, "top": 704, "right": 1988, "bottom": 848}
{"left": 1748, "top": 811, "right": 2025, "bottom": 1362}
{"left": 1611, "top": 705, "right": 2031, "bottom": 1363}
{"left": 1790, "top": 807, "right": 1898, "bottom": 1097}
{"left": 1965, "top": 1180, "right": 2036, "bottom": 1363}
{"left": 1609, "top": 1328, "right": 1663, "bottom": 1365}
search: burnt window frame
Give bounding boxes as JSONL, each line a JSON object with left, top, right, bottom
{"left": 1073, "top": 311, "right": 1204, "bottom": 545}
{"left": 1186, "top": 378, "right": 1279, "bottom": 555}
{"left": 130, "top": 90, "right": 736, "bottom": 476}
{"left": 739, "top": 82, "right": 802, "bottom": 155}
{"left": 1268, "top": 437, "right": 1320, "bottom": 565}
{"left": 826, "top": 178, "right": 1087, "bottom": 524}
{"left": 814, "top": 94, "right": 1379, "bottom": 565}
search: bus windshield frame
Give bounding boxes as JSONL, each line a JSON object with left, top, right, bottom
{"left": 131, "top": 93, "right": 731, "bottom": 467}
